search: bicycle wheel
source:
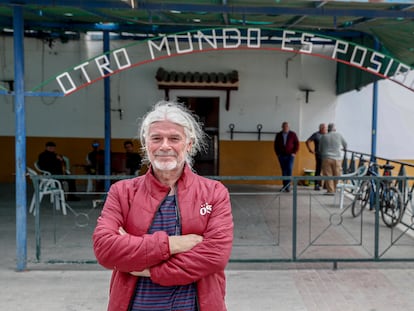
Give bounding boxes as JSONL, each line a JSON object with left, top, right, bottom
{"left": 351, "top": 180, "right": 371, "bottom": 217}
{"left": 380, "top": 186, "right": 404, "bottom": 228}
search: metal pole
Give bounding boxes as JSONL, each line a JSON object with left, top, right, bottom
{"left": 34, "top": 178, "right": 41, "bottom": 261}
{"left": 374, "top": 178, "right": 380, "bottom": 259}
{"left": 371, "top": 38, "right": 379, "bottom": 161}
{"left": 103, "top": 31, "right": 111, "bottom": 191}
{"left": 13, "top": 5, "right": 27, "bottom": 271}
{"left": 292, "top": 178, "right": 297, "bottom": 260}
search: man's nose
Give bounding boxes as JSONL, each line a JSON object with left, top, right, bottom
{"left": 160, "top": 138, "right": 171, "bottom": 148}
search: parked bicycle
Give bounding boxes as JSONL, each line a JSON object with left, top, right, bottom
{"left": 401, "top": 181, "right": 414, "bottom": 225}
{"left": 351, "top": 162, "right": 404, "bottom": 228}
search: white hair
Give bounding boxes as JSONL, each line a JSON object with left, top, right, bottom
{"left": 139, "top": 100, "right": 207, "bottom": 167}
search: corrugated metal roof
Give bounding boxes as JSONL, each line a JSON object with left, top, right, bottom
{"left": 0, "top": 1, "right": 413, "bottom": 60}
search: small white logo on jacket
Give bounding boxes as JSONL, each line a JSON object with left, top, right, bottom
{"left": 200, "top": 202, "right": 212, "bottom": 215}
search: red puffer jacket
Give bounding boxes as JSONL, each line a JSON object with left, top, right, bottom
{"left": 93, "top": 165, "right": 234, "bottom": 311}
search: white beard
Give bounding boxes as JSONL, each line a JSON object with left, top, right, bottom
{"left": 152, "top": 158, "right": 179, "bottom": 171}
{"left": 150, "top": 149, "right": 188, "bottom": 171}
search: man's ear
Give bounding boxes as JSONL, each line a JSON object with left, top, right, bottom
{"left": 187, "top": 141, "right": 193, "bottom": 153}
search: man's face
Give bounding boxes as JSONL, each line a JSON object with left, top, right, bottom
{"left": 46, "top": 146, "right": 56, "bottom": 153}
{"left": 124, "top": 143, "right": 134, "bottom": 153}
{"left": 146, "top": 120, "right": 191, "bottom": 172}
{"left": 282, "top": 123, "right": 289, "bottom": 132}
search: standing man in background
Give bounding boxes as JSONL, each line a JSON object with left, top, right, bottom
{"left": 319, "top": 123, "right": 348, "bottom": 195}
{"left": 274, "top": 121, "right": 299, "bottom": 192}
{"left": 306, "top": 123, "right": 327, "bottom": 191}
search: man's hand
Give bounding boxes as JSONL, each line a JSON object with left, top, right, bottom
{"left": 169, "top": 234, "right": 203, "bottom": 255}
{"left": 130, "top": 269, "right": 150, "bottom": 277}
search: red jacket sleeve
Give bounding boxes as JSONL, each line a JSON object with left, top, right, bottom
{"left": 92, "top": 181, "right": 171, "bottom": 272}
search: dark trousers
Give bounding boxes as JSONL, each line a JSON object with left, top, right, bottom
{"left": 278, "top": 154, "right": 295, "bottom": 190}
{"left": 315, "top": 155, "right": 322, "bottom": 186}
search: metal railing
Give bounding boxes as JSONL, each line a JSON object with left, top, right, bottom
{"left": 26, "top": 173, "right": 414, "bottom": 268}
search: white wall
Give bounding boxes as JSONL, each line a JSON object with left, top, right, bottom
{"left": 337, "top": 69, "right": 414, "bottom": 159}
{"left": 1, "top": 34, "right": 414, "bottom": 160}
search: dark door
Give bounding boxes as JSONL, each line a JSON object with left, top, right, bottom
{"left": 178, "top": 96, "right": 219, "bottom": 176}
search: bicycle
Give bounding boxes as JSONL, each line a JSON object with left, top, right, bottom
{"left": 401, "top": 181, "right": 414, "bottom": 225}
{"left": 351, "top": 162, "right": 404, "bottom": 228}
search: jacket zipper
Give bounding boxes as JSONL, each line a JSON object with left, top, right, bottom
{"left": 174, "top": 185, "right": 182, "bottom": 235}
{"left": 127, "top": 191, "right": 170, "bottom": 311}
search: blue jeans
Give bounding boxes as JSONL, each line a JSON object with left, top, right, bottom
{"left": 278, "top": 154, "right": 295, "bottom": 190}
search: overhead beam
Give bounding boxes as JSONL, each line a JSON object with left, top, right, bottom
{"left": 221, "top": 0, "right": 229, "bottom": 25}
{"left": 1, "top": 1, "right": 414, "bottom": 18}
{"left": 136, "top": 3, "right": 414, "bottom": 19}
{"left": 338, "top": 3, "right": 414, "bottom": 28}
{"left": 284, "top": 1, "right": 328, "bottom": 28}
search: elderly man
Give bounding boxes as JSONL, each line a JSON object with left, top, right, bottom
{"left": 319, "top": 123, "right": 347, "bottom": 195}
{"left": 273, "top": 121, "right": 299, "bottom": 192}
{"left": 306, "top": 123, "right": 327, "bottom": 190}
{"left": 93, "top": 101, "right": 234, "bottom": 311}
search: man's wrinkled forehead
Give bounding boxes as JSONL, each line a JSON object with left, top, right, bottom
{"left": 148, "top": 120, "right": 186, "bottom": 135}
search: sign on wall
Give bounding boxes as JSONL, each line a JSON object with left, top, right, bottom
{"left": 31, "top": 27, "right": 414, "bottom": 95}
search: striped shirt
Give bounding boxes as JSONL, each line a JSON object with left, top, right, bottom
{"left": 130, "top": 195, "right": 197, "bottom": 311}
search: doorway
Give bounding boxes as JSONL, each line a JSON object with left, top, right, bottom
{"left": 178, "top": 96, "right": 219, "bottom": 176}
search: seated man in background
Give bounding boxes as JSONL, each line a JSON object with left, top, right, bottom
{"left": 37, "top": 141, "right": 80, "bottom": 201}
{"left": 123, "top": 140, "right": 142, "bottom": 175}
{"left": 85, "top": 140, "right": 105, "bottom": 192}
{"left": 86, "top": 140, "right": 105, "bottom": 175}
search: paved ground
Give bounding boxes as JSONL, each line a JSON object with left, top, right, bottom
{"left": 3, "top": 262, "right": 414, "bottom": 311}
{"left": 2, "top": 182, "right": 414, "bottom": 310}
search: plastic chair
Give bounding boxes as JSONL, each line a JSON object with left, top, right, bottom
{"left": 336, "top": 165, "right": 369, "bottom": 209}
{"left": 35, "top": 159, "right": 71, "bottom": 192}
{"left": 27, "top": 167, "right": 68, "bottom": 215}
{"left": 34, "top": 161, "right": 51, "bottom": 176}
{"left": 62, "top": 155, "right": 71, "bottom": 175}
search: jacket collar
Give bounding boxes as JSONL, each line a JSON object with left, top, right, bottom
{"left": 144, "top": 164, "right": 195, "bottom": 196}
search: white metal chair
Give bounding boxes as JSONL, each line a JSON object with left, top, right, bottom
{"left": 62, "top": 155, "right": 72, "bottom": 175}
{"left": 34, "top": 161, "right": 51, "bottom": 176}
{"left": 27, "top": 167, "right": 68, "bottom": 215}
{"left": 336, "top": 164, "right": 369, "bottom": 209}
{"left": 35, "top": 159, "right": 71, "bottom": 192}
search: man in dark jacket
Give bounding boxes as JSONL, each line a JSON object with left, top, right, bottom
{"left": 306, "top": 123, "right": 327, "bottom": 190}
{"left": 37, "top": 141, "right": 79, "bottom": 201}
{"left": 123, "top": 140, "right": 142, "bottom": 175}
{"left": 274, "top": 121, "right": 299, "bottom": 192}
